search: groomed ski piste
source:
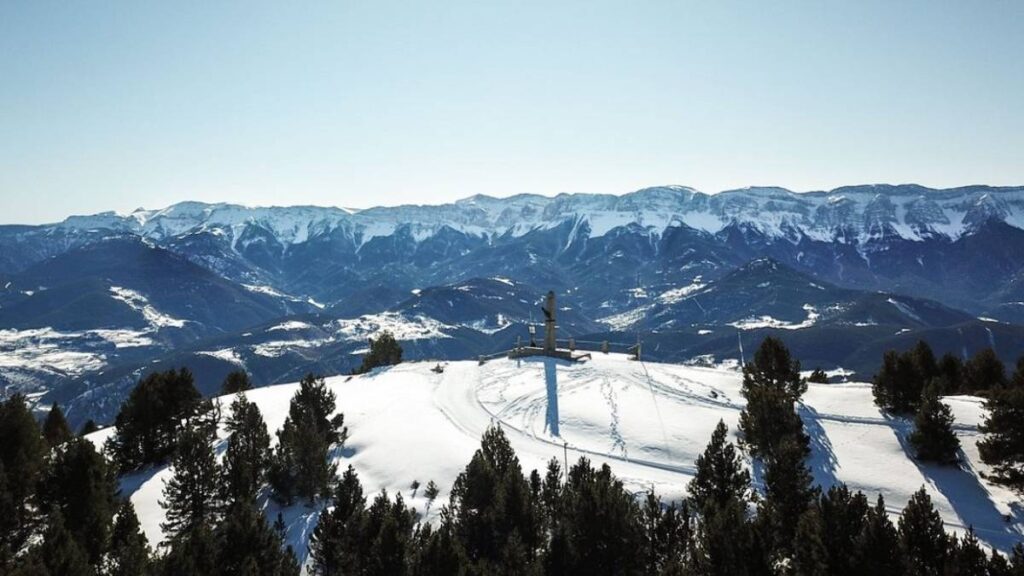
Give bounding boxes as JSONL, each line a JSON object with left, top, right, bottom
{"left": 88, "top": 353, "right": 1023, "bottom": 569}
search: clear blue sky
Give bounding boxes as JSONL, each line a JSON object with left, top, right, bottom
{"left": 2, "top": 1, "right": 1022, "bottom": 224}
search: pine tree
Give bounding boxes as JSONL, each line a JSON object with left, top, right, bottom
{"left": 792, "top": 507, "right": 829, "bottom": 576}
{"left": 758, "top": 436, "right": 817, "bottom": 556}
{"left": 106, "top": 499, "right": 152, "bottom": 576}
{"left": 978, "top": 386, "right": 1024, "bottom": 492}
{"left": 964, "top": 348, "right": 1007, "bottom": 393}
{"left": 424, "top": 480, "right": 440, "bottom": 516}
{"left": 310, "top": 465, "right": 366, "bottom": 576}
{"left": 363, "top": 490, "right": 417, "bottom": 576}
{"left": 853, "top": 494, "right": 901, "bottom": 576}
{"left": 22, "top": 511, "right": 92, "bottom": 576}
{"left": 0, "top": 394, "right": 48, "bottom": 558}
{"left": 39, "top": 437, "right": 118, "bottom": 564}
{"left": 934, "top": 352, "right": 964, "bottom": 394}
{"left": 545, "top": 458, "right": 643, "bottom": 575}
{"left": 739, "top": 337, "right": 807, "bottom": 457}
{"left": 79, "top": 419, "right": 100, "bottom": 437}
{"left": 817, "top": 484, "right": 869, "bottom": 576}
{"left": 691, "top": 496, "right": 755, "bottom": 576}
{"left": 640, "top": 492, "right": 690, "bottom": 574}
{"left": 157, "top": 522, "right": 219, "bottom": 576}
{"left": 216, "top": 499, "right": 300, "bottom": 576}
{"left": 909, "top": 385, "right": 961, "bottom": 464}
{"left": 448, "top": 425, "right": 543, "bottom": 573}
{"left": 222, "top": 393, "right": 271, "bottom": 503}
{"left": 42, "top": 402, "right": 73, "bottom": 447}
{"left": 107, "top": 368, "right": 203, "bottom": 472}
{"left": 357, "top": 331, "right": 404, "bottom": 374}
{"left": 269, "top": 374, "right": 347, "bottom": 504}
{"left": 945, "top": 528, "right": 990, "bottom": 576}
{"left": 221, "top": 370, "right": 253, "bottom": 395}
{"left": 909, "top": 341, "right": 938, "bottom": 386}
{"left": 160, "top": 424, "right": 221, "bottom": 539}
{"left": 873, "top": 349, "right": 922, "bottom": 413}
{"left": 807, "top": 368, "right": 828, "bottom": 384}
{"left": 688, "top": 420, "right": 751, "bottom": 511}
{"left": 898, "top": 487, "right": 948, "bottom": 576}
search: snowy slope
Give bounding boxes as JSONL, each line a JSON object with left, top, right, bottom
{"left": 89, "top": 354, "right": 1023, "bottom": 571}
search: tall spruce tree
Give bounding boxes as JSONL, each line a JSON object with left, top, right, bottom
{"left": 691, "top": 495, "right": 756, "bottom": 576}
{"left": 222, "top": 392, "right": 271, "bottom": 503}
{"left": 42, "top": 402, "right": 73, "bottom": 447}
{"left": 898, "top": 487, "right": 948, "bottom": 576}
{"left": 640, "top": 492, "right": 691, "bottom": 574}
{"left": 269, "top": 374, "right": 347, "bottom": 504}
{"left": 160, "top": 423, "right": 221, "bottom": 539}
{"left": 158, "top": 522, "right": 218, "bottom": 576}
{"left": 909, "top": 385, "right": 961, "bottom": 464}
{"left": 106, "top": 499, "right": 152, "bottom": 576}
{"left": 873, "top": 349, "right": 922, "bottom": 413}
{"left": 978, "top": 385, "right": 1024, "bottom": 492}
{"left": 688, "top": 420, "right": 751, "bottom": 511}
{"left": 39, "top": 437, "right": 118, "bottom": 564}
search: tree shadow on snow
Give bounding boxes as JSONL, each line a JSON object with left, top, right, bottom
{"left": 798, "top": 404, "right": 840, "bottom": 491}
{"left": 544, "top": 358, "right": 560, "bottom": 437}
{"left": 883, "top": 413, "right": 1023, "bottom": 552}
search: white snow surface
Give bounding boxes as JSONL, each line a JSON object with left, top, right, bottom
{"left": 109, "top": 287, "right": 187, "bottom": 329}
{"left": 89, "top": 354, "right": 1023, "bottom": 571}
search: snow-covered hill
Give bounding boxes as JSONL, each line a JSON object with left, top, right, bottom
{"left": 88, "top": 354, "right": 1023, "bottom": 571}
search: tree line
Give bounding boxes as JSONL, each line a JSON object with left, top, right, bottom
{"left": 873, "top": 341, "right": 1024, "bottom": 489}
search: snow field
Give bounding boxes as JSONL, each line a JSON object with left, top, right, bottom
{"left": 89, "top": 353, "right": 1023, "bottom": 570}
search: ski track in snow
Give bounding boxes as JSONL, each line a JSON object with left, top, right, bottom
{"left": 87, "top": 354, "right": 1024, "bottom": 571}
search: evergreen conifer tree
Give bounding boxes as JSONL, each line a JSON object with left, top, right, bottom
{"left": 269, "top": 374, "right": 347, "bottom": 504}
{"left": 873, "top": 349, "right": 922, "bottom": 413}
{"left": 807, "top": 368, "right": 828, "bottom": 384}
{"left": 216, "top": 499, "right": 300, "bottom": 576}
{"left": 853, "top": 494, "right": 901, "bottom": 576}
{"left": 310, "top": 465, "right": 367, "bottom": 576}
{"left": 42, "top": 402, "right": 72, "bottom": 447}
{"left": 0, "top": 394, "right": 47, "bottom": 558}
{"left": 107, "top": 368, "right": 203, "bottom": 472}
{"left": 817, "top": 484, "right": 869, "bottom": 576}
{"left": 898, "top": 487, "right": 948, "bottom": 576}
{"left": 160, "top": 424, "right": 221, "bottom": 539}
{"left": 964, "top": 348, "right": 1007, "bottom": 393}
{"left": 158, "top": 523, "right": 218, "bottom": 576}
{"left": 945, "top": 528, "right": 990, "bottom": 576}
{"left": 23, "top": 512, "right": 92, "bottom": 576}
{"left": 691, "top": 496, "right": 755, "bottom": 576}
{"left": 792, "top": 507, "right": 829, "bottom": 576}
{"left": 39, "top": 437, "right": 118, "bottom": 564}
{"left": 909, "top": 385, "right": 961, "bottom": 464}
{"left": 758, "top": 436, "right": 817, "bottom": 556}
{"left": 221, "top": 370, "right": 253, "bottom": 395}
{"left": 978, "top": 385, "right": 1024, "bottom": 492}
{"left": 357, "top": 331, "right": 404, "bottom": 374}
{"left": 222, "top": 393, "right": 271, "bottom": 503}
{"left": 688, "top": 420, "right": 750, "bottom": 511}
{"left": 739, "top": 337, "right": 807, "bottom": 456}
{"left": 79, "top": 419, "right": 100, "bottom": 437}
{"left": 106, "top": 499, "right": 151, "bottom": 576}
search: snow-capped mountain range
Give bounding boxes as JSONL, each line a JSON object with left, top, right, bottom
{"left": 53, "top": 184, "right": 1024, "bottom": 247}
{"left": 6, "top": 183, "right": 1024, "bottom": 425}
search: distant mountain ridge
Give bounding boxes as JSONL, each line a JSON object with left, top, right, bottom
{"left": 40, "top": 184, "right": 1024, "bottom": 248}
